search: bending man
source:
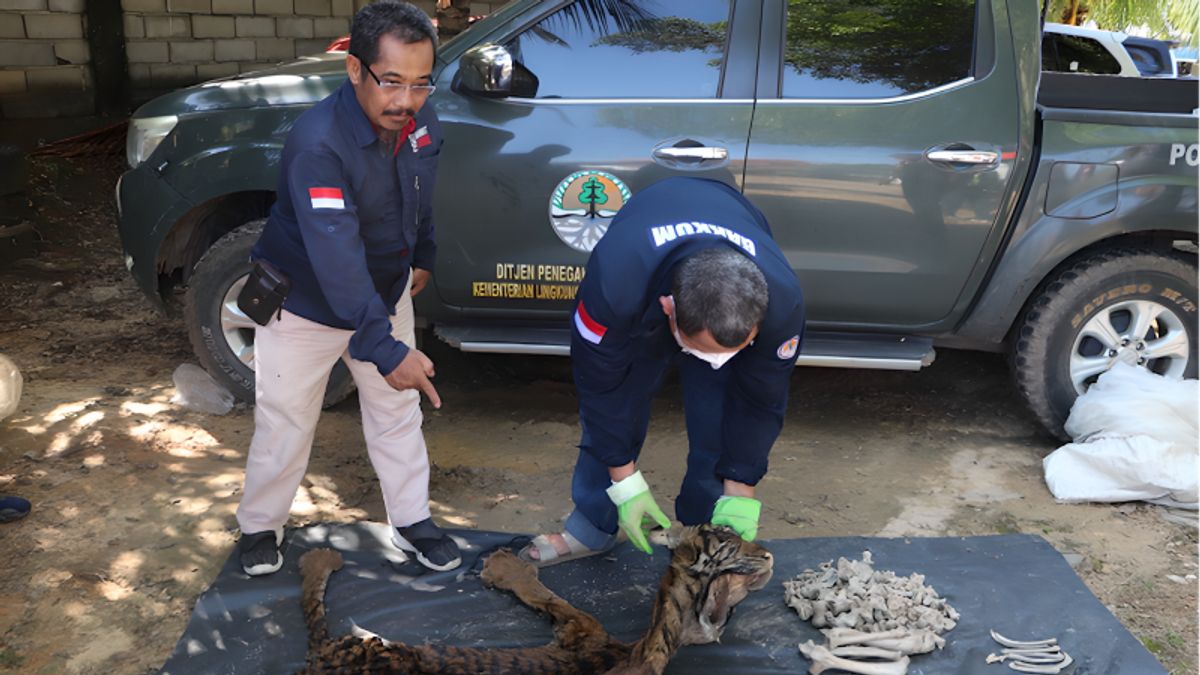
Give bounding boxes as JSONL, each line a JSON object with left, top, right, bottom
{"left": 523, "top": 177, "right": 806, "bottom": 564}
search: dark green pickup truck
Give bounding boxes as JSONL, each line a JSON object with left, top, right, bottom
{"left": 116, "top": 0, "right": 1199, "bottom": 436}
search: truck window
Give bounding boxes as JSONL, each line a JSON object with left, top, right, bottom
{"left": 780, "top": 0, "right": 976, "bottom": 99}
{"left": 502, "top": 0, "right": 732, "bottom": 99}
{"left": 1124, "top": 42, "right": 1170, "bottom": 76}
{"left": 1047, "top": 34, "right": 1121, "bottom": 74}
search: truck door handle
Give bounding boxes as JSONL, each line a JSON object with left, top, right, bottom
{"left": 925, "top": 149, "right": 998, "bottom": 165}
{"left": 653, "top": 146, "right": 728, "bottom": 161}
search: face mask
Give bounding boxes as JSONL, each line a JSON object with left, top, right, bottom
{"left": 672, "top": 324, "right": 739, "bottom": 370}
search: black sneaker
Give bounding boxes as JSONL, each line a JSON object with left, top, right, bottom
{"left": 238, "top": 530, "right": 283, "bottom": 576}
{"left": 392, "top": 518, "right": 461, "bottom": 572}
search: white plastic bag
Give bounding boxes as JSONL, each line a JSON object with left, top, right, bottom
{"left": 1043, "top": 363, "right": 1198, "bottom": 509}
{"left": 0, "top": 354, "right": 22, "bottom": 421}
{"left": 171, "top": 363, "right": 235, "bottom": 415}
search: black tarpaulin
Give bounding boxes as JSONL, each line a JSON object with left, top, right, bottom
{"left": 159, "top": 523, "right": 1163, "bottom": 674}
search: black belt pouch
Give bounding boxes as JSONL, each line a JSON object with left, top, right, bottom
{"left": 237, "top": 259, "right": 292, "bottom": 326}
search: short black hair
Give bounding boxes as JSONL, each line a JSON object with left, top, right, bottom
{"left": 672, "top": 247, "right": 768, "bottom": 348}
{"left": 349, "top": 0, "right": 437, "bottom": 67}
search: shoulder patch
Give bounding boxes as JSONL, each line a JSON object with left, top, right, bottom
{"left": 308, "top": 187, "right": 344, "bottom": 210}
{"left": 573, "top": 302, "right": 607, "bottom": 345}
{"left": 777, "top": 335, "right": 799, "bottom": 360}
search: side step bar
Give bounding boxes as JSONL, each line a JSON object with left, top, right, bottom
{"left": 435, "top": 325, "right": 936, "bottom": 372}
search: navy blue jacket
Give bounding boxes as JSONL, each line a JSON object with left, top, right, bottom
{"left": 253, "top": 80, "right": 440, "bottom": 375}
{"left": 571, "top": 177, "right": 805, "bottom": 486}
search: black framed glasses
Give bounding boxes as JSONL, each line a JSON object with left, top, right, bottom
{"left": 354, "top": 54, "right": 437, "bottom": 97}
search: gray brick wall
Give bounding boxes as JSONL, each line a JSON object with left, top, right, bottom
{"left": 0, "top": 0, "right": 92, "bottom": 114}
{"left": 1, "top": 0, "right": 511, "bottom": 119}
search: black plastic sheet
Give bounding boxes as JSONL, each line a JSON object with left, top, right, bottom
{"left": 160, "top": 523, "right": 1164, "bottom": 674}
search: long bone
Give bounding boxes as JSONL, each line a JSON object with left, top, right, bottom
{"left": 800, "top": 641, "right": 910, "bottom": 675}
{"left": 1009, "top": 653, "right": 1073, "bottom": 674}
{"left": 826, "top": 628, "right": 910, "bottom": 648}
{"left": 862, "top": 632, "right": 944, "bottom": 655}
{"left": 831, "top": 645, "right": 904, "bottom": 660}
{"left": 990, "top": 630, "right": 1057, "bottom": 648}
{"left": 827, "top": 627, "right": 944, "bottom": 655}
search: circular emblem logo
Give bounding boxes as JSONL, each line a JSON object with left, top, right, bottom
{"left": 549, "top": 171, "right": 632, "bottom": 253}
{"left": 777, "top": 335, "right": 800, "bottom": 360}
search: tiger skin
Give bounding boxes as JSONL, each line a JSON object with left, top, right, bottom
{"left": 297, "top": 524, "right": 774, "bottom": 675}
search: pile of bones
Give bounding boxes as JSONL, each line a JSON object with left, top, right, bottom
{"left": 784, "top": 551, "right": 958, "bottom": 674}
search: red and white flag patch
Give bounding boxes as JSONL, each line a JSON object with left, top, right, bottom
{"left": 308, "top": 187, "right": 344, "bottom": 210}
{"left": 573, "top": 302, "right": 607, "bottom": 345}
{"left": 410, "top": 126, "right": 431, "bottom": 151}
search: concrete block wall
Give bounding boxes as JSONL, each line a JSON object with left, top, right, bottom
{"left": 0, "top": 0, "right": 508, "bottom": 118}
{"left": 121, "top": 0, "right": 357, "bottom": 90}
{"left": 0, "top": 0, "right": 93, "bottom": 116}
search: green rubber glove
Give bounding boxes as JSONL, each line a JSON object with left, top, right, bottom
{"left": 606, "top": 470, "right": 671, "bottom": 554}
{"left": 711, "top": 496, "right": 762, "bottom": 541}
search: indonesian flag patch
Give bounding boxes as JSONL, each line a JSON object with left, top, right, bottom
{"left": 308, "top": 187, "right": 344, "bottom": 210}
{"left": 574, "top": 302, "right": 607, "bottom": 345}
{"left": 409, "top": 126, "right": 431, "bottom": 152}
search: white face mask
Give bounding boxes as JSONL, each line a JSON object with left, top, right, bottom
{"left": 672, "top": 323, "right": 740, "bottom": 370}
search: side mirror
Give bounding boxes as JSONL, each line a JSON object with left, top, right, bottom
{"left": 458, "top": 43, "right": 513, "bottom": 97}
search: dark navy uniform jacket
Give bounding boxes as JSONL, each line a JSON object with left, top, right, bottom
{"left": 253, "top": 80, "right": 440, "bottom": 375}
{"left": 571, "top": 177, "right": 805, "bottom": 486}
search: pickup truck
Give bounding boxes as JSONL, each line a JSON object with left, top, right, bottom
{"left": 116, "top": 0, "right": 1199, "bottom": 437}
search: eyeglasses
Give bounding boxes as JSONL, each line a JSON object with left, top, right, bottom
{"left": 355, "top": 55, "right": 436, "bottom": 97}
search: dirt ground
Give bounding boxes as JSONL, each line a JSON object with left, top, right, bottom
{"left": 0, "top": 152, "right": 1196, "bottom": 674}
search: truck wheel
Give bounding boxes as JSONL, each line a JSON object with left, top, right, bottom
{"left": 184, "top": 220, "right": 356, "bottom": 407}
{"left": 1011, "top": 248, "right": 1197, "bottom": 439}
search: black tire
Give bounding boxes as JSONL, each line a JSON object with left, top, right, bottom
{"left": 184, "top": 220, "right": 356, "bottom": 408}
{"left": 1011, "top": 247, "right": 1198, "bottom": 439}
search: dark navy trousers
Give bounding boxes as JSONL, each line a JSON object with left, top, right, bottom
{"left": 565, "top": 348, "right": 732, "bottom": 551}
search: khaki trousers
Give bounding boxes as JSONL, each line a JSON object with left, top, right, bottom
{"left": 235, "top": 275, "right": 430, "bottom": 536}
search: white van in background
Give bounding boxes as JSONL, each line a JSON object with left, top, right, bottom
{"left": 1043, "top": 22, "right": 1178, "bottom": 77}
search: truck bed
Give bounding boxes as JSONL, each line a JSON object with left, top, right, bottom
{"left": 1039, "top": 72, "right": 1199, "bottom": 114}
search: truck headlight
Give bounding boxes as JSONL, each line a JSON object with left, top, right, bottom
{"left": 125, "top": 115, "right": 178, "bottom": 169}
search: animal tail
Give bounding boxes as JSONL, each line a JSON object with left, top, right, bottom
{"left": 299, "top": 548, "right": 344, "bottom": 651}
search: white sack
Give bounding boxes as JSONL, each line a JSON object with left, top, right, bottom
{"left": 1043, "top": 363, "right": 1198, "bottom": 509}
{"left": 0, "top": 354, "right": 21, "bottom": 421}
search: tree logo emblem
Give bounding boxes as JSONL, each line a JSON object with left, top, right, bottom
{"left": 549, "top": 171, "right": 632, "bottom": 253}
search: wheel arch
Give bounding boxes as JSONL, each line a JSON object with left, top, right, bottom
{"left": 1003, "top": 231, "right": 1197, "bottom": 344}
{"left": 154, "top": 190, "right": 275, "bottom": 305}
{"left": 955, "top": 225, "right": 1197, "bottom": 349}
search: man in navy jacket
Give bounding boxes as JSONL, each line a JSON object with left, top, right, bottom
{"left": 235, "top": 1, "right": 459, "bottom": 575}
{"left": 523, "top": 177, "right": 806, "bottom": 564}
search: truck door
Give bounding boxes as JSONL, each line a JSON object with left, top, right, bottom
{"left": 429, "top": 0, "right": 759, "bottom": 315}
{"left": 744, "top": 0, "right": 1023, "bottom": 328}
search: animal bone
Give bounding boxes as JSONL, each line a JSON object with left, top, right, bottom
{"left": 827, "top": 627, "right": 910, "bottom": 648}
{"left": 800, "top": 641, "right": 910, "bottom": 675}
{"left": 786, "top": 553, "right": 958, "bottom": 636}
{"left": 827, "top": 627, "right": 944, "bottom": 655}
{"left": 831, "top": 645, "right": 903, "bottom": 660}
{"left": 1009, "top": 653, "right": 1073, "bottom": 673}
{"left": 990, "top": 630, "right": 1057, "bottom": 649}
{"left": 986, "top": 649, "right": 1065, "bottom": 664}
{"left": 1003, "top": 646, "right": 1062, "bottom": 656}
{"left": 853, "top": 632, "right": 944, "bottom": 655}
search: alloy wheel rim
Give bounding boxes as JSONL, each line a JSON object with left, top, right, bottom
{"left": 219, "top": 275, "right": 257, "bottom": 369}
{"left": 1069, "top": 298, "right": 1190, "bottom": 394}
